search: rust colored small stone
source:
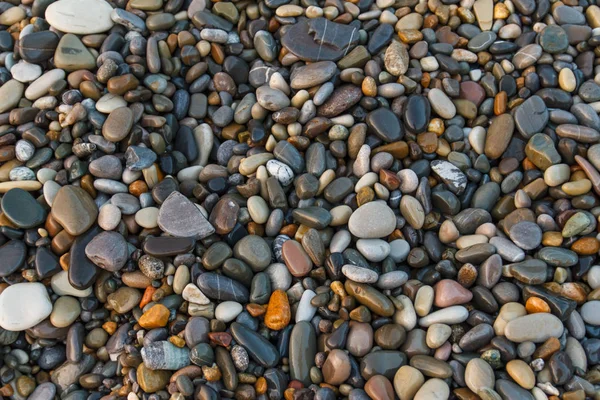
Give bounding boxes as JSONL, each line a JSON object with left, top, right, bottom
{"left": 284, "top": 388, "right": 295, "bottom": 400}
{"left": 398, "top": 29, "right": 423, "bottom": 43}
{"left": 246, "top": 303, "right": 267, "bottom": 317}
{"left": 208, "top": 332, "right": 232, "bottom": 347}
{"left": 264, "top": 290, "right": 291, "bottom": 330}
{"left": 288, "top": 380, "right": 304, "bottom": 389}
{"left": 129, "top": 180, "right": 149, "bottom": 196}
{"left": 533, "top": 337, "right": 561, "bottom": 360}
{"left": 0, "top": 384, "right": 14, "bottom": 397}
{"left": 525, "top": 297, "right": 551, "bottom": 314}
{"left": 211, "top": 43, "right": 225, "bottom": 64}
{"left": 494, "top": 91, "right": 507, "bottom": 115}
{"left": 247, "top": 222, "right": 264, "bottom": 236}
{"left": 138, "top": 304, "right": 170, "bottom": 329}
{"left": 372, "top": 141, "right": 408, "bottom": 158}
{"left": 571, "top": 237, "right": 600, "bottom": 255}
{"left": 423, "top": 14, "right": 438, "bottom": 29}
{"left": 255, "top": 377, "right": 267, "bottom": 395}
{"left": 379, "top": 169, "right": 400, "bottom": 190}
{"left": 280, "top": 224, "right": 298, "bottom": 237}
{"left": 102, "top": 321, "right": 117, "bottom": 335}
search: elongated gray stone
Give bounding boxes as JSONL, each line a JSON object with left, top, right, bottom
{"left": 289, "top": 321, "right": 316, "bottom": 386}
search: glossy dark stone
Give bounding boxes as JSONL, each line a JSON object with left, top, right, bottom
{"left": 230, "top": 322, "right": 280, "bottom": 368}
{"left": 143, "top": 236, "right": 196, "bottom": 257}
{"left": 403, "top": 95, "right": 430, "bottom": 134}
{"left": 19, "top": 31, "right": 59, "bottom": 63}
{"left": 549, "top": 351, "right": 574, "bottom": 385}
{"left": 68, "top": 226, "right": 101, "bottom": 290}
{"left": 197, "top": 272, "right": 249, "bottom": 302}
{"left": 0, "top": 240, "right": 26, "bottom": 277}
{"left": 2, "top": 188, "right": 46, "bottom": 229}
{"left": 366, "top": 108, "right": 403, "bottom": 142}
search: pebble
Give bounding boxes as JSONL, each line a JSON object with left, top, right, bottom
{"left": 348, "top": 202, "right": 396, "bottom": 238}
{"left": 45, "top": 0, "right": 115, "bottom": 34}
{"left": 504, "top": 313, "right": 564, "bottom": 342}
{"left": 0, "top": 283, "right": 52, "bottom": 331}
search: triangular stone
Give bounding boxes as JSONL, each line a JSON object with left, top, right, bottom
{"left": 54, "top": 33, "right": 96, "bottom": 72}
{"left": 157, "top": 191, "right": 215, "bottom": 239}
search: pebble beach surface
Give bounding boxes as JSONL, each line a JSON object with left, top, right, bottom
{"left": 0, "top": 0, "right": 599, "bottom": 399}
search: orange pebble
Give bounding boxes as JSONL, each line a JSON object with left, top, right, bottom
{"left": 256, "top": 377, "right": 267, "bottom": 395}
{"left": 129, "top": 180, "right": 149, "bottom": 196}
{"left": 138, "top": 304, "right": 170, "bottom": 329}
{"left": 264, "top": 290, "right": 291, "bottom": 330}
{"left": 525, "top": 297, "right": 551, "bottom": 314}
{"left": 140, "top": 286, "right": 157, "bottom": 309}
{"left": 571, "top": 237, "right": 600, "bottom": 255}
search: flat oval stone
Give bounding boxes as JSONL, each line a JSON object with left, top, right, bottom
{"left": 404, "top": 94, "right": 430, "bottom": 134}
{"left": 102, "top": 107, "right": 133, "bottom": 142}
{"left": 0, "top": 282, "right": 52, "bottom": 331}
{"left": 428, "top": 88, "right": 456, "bottom": 119}
{"left": 2, "top": 188, "right": 46, "bottom": 229}
{"left": 317, "top": 85, "right": 362, "bottom": 118}
{"left": 342, "top": 265, "right": 378, "bottom": 283}
{"left": 348, "top": 202, "right": 396, "bottom": 239}
{"left": 508, "top": 221, "right": 542, "bottom": 250}
{"left": 366, "top": 108, "right": 403, "bottom": 142}
{"left": 290, "top": 61, "right": 337, "bottom": 89}
{"left": 484, "top": 114, "right": 514, "bottom": 160}
{"left": 504, "top": 313, "right": 564, "bottom": 342}
{"left": 465, "top": 358, "right": 495, "bottom": 393}
{"left": 233, "top": 235, "right": 271, "bottom": 272}
{"left": 230, "top": 322, "right": 280, "bottom": 368}
{"left": 282, "top": 240, "right": 312, "bottom": 277}
{"left": 197, "top": 273, "right": 249, "bottom": 303}
{"left": 46, "top": 0, "right": 115, "bottom": 34}
{"left": 19, "top": 31, "right": 59, "bottom": 64}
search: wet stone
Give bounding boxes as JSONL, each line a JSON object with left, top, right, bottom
{"left": 2, "top": 188, "right": 46, "bottom": 229}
